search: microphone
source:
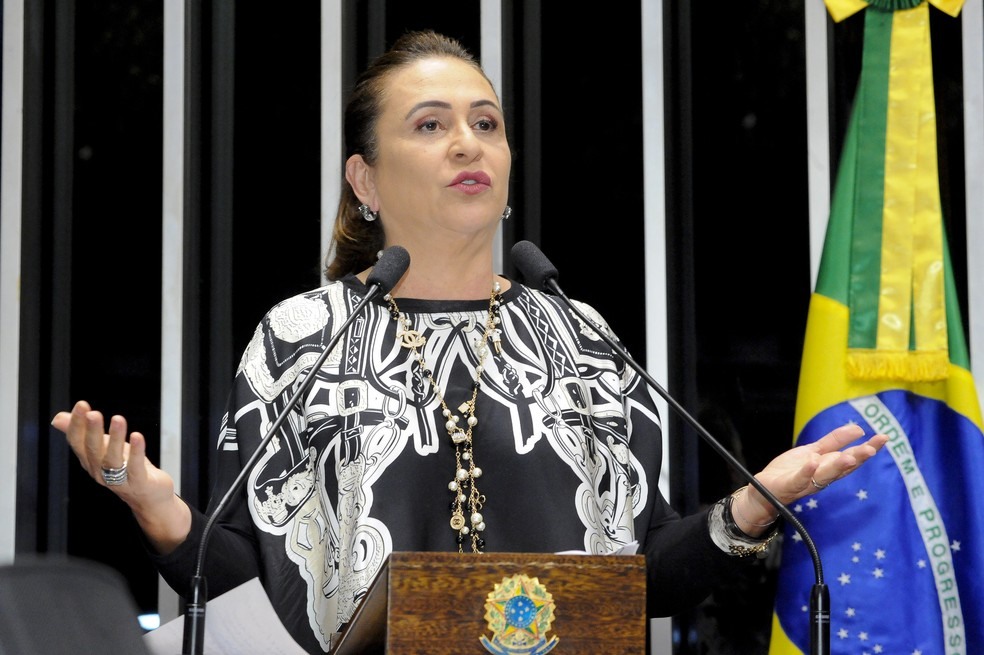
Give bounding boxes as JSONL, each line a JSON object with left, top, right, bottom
{"left": 181, "top": 246, "right": 410, "bottom": 655}
{"left": 510, "top": 240, "right": 830, "bottom": 655}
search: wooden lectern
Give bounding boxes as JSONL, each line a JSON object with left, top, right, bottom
{"left": 330, "top": 551, "right": 647, "bottom": 655}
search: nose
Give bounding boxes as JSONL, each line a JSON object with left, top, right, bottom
{"left": 449, "top": 123, "right": 482, "bottom": 162}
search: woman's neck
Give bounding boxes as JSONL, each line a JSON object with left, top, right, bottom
{"left": 389, "top": 270, "right": 507, "bottom": 300}
{"left": 359, "top": 244, "right": 508, "bottom": 301}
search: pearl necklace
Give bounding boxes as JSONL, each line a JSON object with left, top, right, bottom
{"left": 385, "top": 282, "right": 503, "bottom": 553}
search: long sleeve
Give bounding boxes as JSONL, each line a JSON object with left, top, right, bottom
{"left": 149, "top": 497, "right": 262, "bottom": 600}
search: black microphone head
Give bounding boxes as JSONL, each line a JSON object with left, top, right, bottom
{"left": 367, "top": 246, "right": 410, "bottom": 295}
{"left": 510, "top": 240, "right": 559, "bottom": 292}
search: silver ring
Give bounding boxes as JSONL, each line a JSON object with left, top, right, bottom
{"left": 101, "top": 461, "right": 128, "bottom": 486}
{"left": 811, "top": 477, "right": 828, "bottom": 490}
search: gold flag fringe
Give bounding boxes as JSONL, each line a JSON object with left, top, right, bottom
{"left": 847, "top": 349, "right": 950, "bottom": 381}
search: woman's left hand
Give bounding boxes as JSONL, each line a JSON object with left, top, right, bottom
{"left": 737, "top": 423, "right": 889, "bottom": 530}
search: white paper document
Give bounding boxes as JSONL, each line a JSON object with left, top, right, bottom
{"left": 555, "top": 540, "right": 639, "bottom": 556}
{"left": 143, "top": 577, "right": 309, "bottom": 655}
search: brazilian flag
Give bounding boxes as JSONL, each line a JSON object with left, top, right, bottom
{"left": 769, "top": 1, "right": 984, "bottom": 653}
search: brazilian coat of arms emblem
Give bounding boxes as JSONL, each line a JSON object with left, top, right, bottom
{"left": 479, "top": 574, "right": 559, "bottom": 655}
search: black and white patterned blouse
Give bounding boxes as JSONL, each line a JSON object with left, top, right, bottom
{"left": 155, "top": 275, "right": 753, "bottom": 654}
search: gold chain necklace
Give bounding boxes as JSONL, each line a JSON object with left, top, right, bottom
{"left": 385, "top": 282, "right": 503, "bottom": 553}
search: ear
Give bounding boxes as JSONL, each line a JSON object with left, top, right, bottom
{"left": 345, "top": 154, "right": 378, "bottom": 210}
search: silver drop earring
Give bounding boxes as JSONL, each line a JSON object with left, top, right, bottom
{"left": 358, "top": 204, "right": 378, "bottom": 222}
{"left": 500, "top": 205, "right": 512, "bottom": 221}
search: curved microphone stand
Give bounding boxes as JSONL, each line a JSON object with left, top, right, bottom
{"left": 181, "top": 246, "right": 411, "bottom": 655}
{"left": 510, "top": 240, "right": 829, "bottom": 655}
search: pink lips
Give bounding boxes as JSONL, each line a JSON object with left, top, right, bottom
{"left": 448, "top": 171, "right": 492, "bottom": 194}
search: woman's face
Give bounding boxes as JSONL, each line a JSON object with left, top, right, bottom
{"left": 357, "top": 57, "right": 511, "bottom": 246}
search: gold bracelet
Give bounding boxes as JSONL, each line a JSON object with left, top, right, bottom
{"left": 722, "top": 492, "right": 779, "bottom": 558}
{"left": 731, "top": 485, "right": 779, "bottom": 528}
{"left": 727, "top": 531, "right": 778, "bottom": 558}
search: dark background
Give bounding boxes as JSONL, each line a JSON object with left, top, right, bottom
{"left": 14, "top": 2, "right": 968, "bottom": 653}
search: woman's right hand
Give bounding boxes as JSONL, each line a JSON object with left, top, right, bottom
{"left": 51, "top": 399, "right": 192, "bottom": 554}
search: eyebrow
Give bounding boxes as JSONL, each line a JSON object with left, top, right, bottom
{"left": 404, "top": 99, "right": 500, "bottom": 120}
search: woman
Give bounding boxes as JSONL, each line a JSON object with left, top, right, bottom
{"left": 52, "top": 30, "right": 887, "bottom": 654}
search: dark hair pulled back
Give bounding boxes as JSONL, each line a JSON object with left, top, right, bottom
{"left": 324, "top": 30, "right": 487, "bottom": 280}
